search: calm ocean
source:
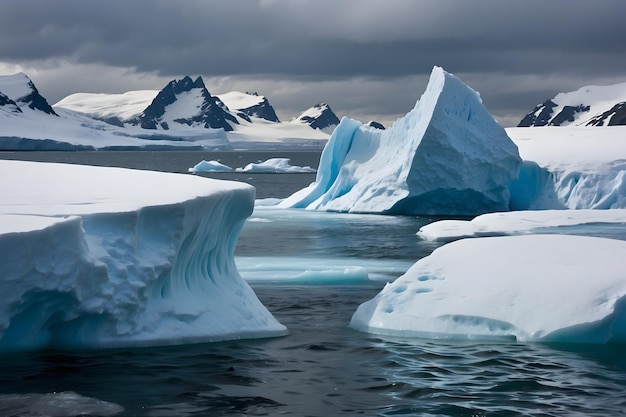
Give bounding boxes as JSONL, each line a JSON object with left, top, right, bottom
{"left": 1, "top": 151, "right": 625, "bottom": 417}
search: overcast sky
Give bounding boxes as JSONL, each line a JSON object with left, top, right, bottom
{"left": 1, "top": 0, "right": 625, "bottom": 127}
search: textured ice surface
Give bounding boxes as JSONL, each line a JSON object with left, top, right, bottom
{"left": 351, "top": 234, "right": 626, "bottom": 343}
{"left": 279, "top": 67, "right": 522, "bottom": 215}
{"left": 0, "top": 160, "right": 286, "bottom": 351}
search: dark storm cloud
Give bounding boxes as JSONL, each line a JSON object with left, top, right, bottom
{"left": 1, "top": 0, "right": 625, "bottom": 125}
{"left": 2, "top": 0, "right": 624, "bottom": 76}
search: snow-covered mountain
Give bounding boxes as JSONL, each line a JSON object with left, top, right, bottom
{"left": 217, "top": 91, "right": 280, "bottom": 122}
{"left": 518, "top": 81, "right": 626, "bottom": 127}
{"left": 0, "top": 72, "right": 57, "bottom": 116}
{"left": 292, "top": 103, "right": 340, "bottom": 131}
{"left": 0, "top": 92, "right": 21, "bottom": 114}
{"left": 0, "top": 72, "right": 330, "bottom": 150}
{"left": 55, "top": 90, "right": 158, "bottom": 127}
{"left": 135, "top": 76, "right": 240, "bottom": 131}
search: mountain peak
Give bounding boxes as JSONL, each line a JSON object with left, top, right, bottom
{"left": 217, "top": 91, "right": 280, "bottom": 123}
{"left": 0, "top": 72, "right": 57, "bottom": 116}
{"left": 518, "top": 81, "right": 626, "bottom": 127}
{"left": 294, "top": 103, "right": 340, "bottom": 130}
{"left": 136, "top": 76, "right": 238, "bottom": 131}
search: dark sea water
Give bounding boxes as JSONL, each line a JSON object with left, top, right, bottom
{"left": 1, "top": 151, "right": 626, "bottom": 417}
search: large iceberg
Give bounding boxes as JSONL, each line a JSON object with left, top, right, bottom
{"left": 350, "top": 234, "right": 626, "bottom": 343}
{"left": 0, "top": 160, "right": 286, "bottom": 352}
{"left": 279, "top": 66, "right": 522, "bottom": 215}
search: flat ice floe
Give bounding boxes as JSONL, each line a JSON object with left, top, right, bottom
{"left": 0, "top": 160, "right": 286, "bottom": 351}
{"left": 350, "top": 234, "right": 626, "bottom": 344}
{"left": 418, "top": 209, "right": 626, "bottom": 242}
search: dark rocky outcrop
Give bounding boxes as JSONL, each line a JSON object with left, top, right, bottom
{"left": 136, "top": 76, "right": 238, "bottom": 131}
{"left": 586, "top": 102, "right": 626, "bottom": 126}
{"left": 297, "top": 103, "right": 340, "bottom": 130}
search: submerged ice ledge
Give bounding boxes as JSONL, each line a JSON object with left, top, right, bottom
{"left": 0, "top": 160, "right": 286, "bottom": 352}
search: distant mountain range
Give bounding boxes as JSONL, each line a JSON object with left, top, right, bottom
{"left": 0, "top": 73, "right": 346, "bottom": 150}
{"left": 518, "top": 81, "right": 626, "bottom": 127}
{"left": 0, "top": 73, "right": 356, "bottom": 150}
{"left": 54, "top": 75, "right": 342, "bottom": 132}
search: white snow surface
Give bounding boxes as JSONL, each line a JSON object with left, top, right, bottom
{"left": 292, "top": 104, "right": 326, "bottom": 122}
{"left": 507, "top": 126, "right": 626, "bottom": 209}
{"left": 0, "top": 72, "right": 33, "bottom": 101}
{"left": 236, "top": 158, "right": 316, "bottom": 173}
{"left": 278, "top": 66, "right": 521, "bottom": 215}
{"left": 217, "top": 91, "right": 266, "bottom": 112}
{"left": 0, "top": 160, "right": 286, "bottom": 351}
{"left": 418, "top": 209, "right": 626, "bottom": 242}
{"left": 350, "top": 234, "right": 626, "bottom": 344}
{"left": 55, "top": 90, "right": 158, "bottom": 122}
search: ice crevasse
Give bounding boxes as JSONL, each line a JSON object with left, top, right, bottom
{"left": 0, "top": 160, "right": 287, "bottom": 352}
{"left": 279, "top": 66, "right": 522, "bottom": 216}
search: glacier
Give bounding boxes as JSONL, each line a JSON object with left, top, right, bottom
{"left": 350, "top": 234, "right": 626, "bottom": 344}
{"left": 507, "top": 126, "right": 626, "bottom": 210}
{"left": 278, "top": 66, "right": 522, "bottom": 216}
{"left": 0, "top": 160, "right": 286, "bottom": 352}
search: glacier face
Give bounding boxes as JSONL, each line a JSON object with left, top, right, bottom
{"left": 0, "top": 161, "right": 286, "bottom": 352}
{"left": 507, "top": 126, "right": 626, "bottom": 210}
{"left": 279, "top": 67, "right": 522, "bottom": 216}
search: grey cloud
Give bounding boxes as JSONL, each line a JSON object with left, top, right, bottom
{"left": 1, "top": 0, "right": 624, "bottom": 126}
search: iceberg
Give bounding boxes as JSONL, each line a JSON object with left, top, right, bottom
{"left": 236, "top": 158, "right": 316, "bottom": 173}
{"left": 417, "top": 209, "right": 626, "bottom": 242}
{"left": 0, "top": 160, "right": 286, "bottom": 352}
{"left": 350, "top": 234, "right": 626, "bottom": 344}
{"left": 188, "top": 160, "right": 233, "bottom": 172}
{"left": 279, "top": 66, "right": 522, "bottom": 215}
